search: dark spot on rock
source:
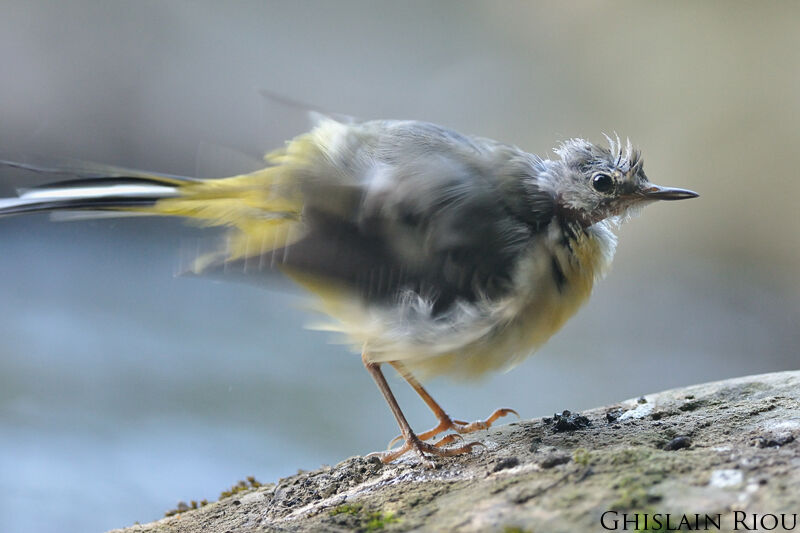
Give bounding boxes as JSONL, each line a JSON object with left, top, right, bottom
{"left": 754, "top": 434, "right": 795, "bottom": 448}
{"left": 493, "top": 457, "right": 520, "bottom": 472}
{"left": 748, "top": 403, "right": 777, "bottom": 416}
{"left": 650, "top": 411, "right": 663, "bottom": 421}
{"left": 529, "top": 437, "right": 542, "bottom": 452}
{"left": 605, "top": 407, "right": 623, "bottom": 423}
{"left": 548, "top": 410, "right": 591, "bottom": 432}
{"left": 539, "top": 453, "right": 571, "bottom": 469}
{"left": 232, "top": 500, "right": 241, "bottom": 505}
{"left": 664, "top": 436, "right": 692, "bottom": 451}
{"left": 679, "top": 400, "right": 703, "bottom": 412}
{"left": 512, "top": 485, "right": 547, "bottom": 505}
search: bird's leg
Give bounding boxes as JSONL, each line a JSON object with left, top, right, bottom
{"left": 362, "top": 351, "right": 481, "bottom": 467}
{"left": 386, "top": 361, "right": 518, "bottom": 448}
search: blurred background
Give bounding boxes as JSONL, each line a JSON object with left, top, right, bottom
{"left": 1, "top": 1, "right": 798, "bottom": 532}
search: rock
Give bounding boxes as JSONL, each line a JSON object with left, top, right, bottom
{"left": 543, "top": 410, "right": 592, "bottom": 432}
{"left": 110, "top": 371, "right": 800, "bottom": 533}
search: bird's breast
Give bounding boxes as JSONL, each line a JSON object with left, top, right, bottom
{"left": 506, "top": 221, "right": 617, "bottom": 355}
{"left": 344, "top": 220, "right": 619, "bottom": 380}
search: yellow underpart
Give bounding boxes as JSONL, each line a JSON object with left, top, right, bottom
{"left": 292, "top": 223, "right": 615, "bottom": 381}
{"left": 404, "top": 229, "right": 611, "bottom": 380}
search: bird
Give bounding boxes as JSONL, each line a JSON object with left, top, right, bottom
{"left": 0, "top": 117, "right": 698, "bottom": 467}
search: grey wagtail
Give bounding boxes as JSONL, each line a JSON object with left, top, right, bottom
{"left": 0, "top": 118, "right": 697, "bottom": 467}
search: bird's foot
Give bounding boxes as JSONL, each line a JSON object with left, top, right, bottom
{"left": 387, "top": 407, "right": 518, "bottom": 449}
{"left": 370, "top": 432, "right": 483, "bottom": 468}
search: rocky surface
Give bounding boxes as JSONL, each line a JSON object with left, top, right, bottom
{"left": 111, "top": 371, "right": 800, "bottom": 532}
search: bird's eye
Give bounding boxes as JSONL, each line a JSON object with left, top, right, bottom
{"left": 592, "top": 173, "right": 614, "bottom": 193}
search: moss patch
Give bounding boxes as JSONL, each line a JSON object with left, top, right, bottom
{"left": 219, "top": 476, "right": 262, "bottom": 499}
{"left": 164, "top": 476, "right": 262, "bottom": 517}
{"left": 330, "top": 503, "right": 363, "bottom": 516}
{"left": 328, "top": 503, "right": 399, "bottom": 531}
{"left": 365, "top": 511, "right": 398, "bottom": 531}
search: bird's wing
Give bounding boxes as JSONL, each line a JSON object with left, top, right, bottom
{"left": 208, "top": 120, "right": 555, "bottom": 314}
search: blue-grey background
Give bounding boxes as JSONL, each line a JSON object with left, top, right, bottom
{"left": 1, "top": 2, "right": 798, "bottom": 532}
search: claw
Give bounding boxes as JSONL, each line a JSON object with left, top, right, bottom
{"left": 451, "top": 408, "right": 519, "bottom": 433}
{"left": 432, "top": 433, "right": 463, "bottom": 447}
{"left": 411, "top": 407, "right": 519, "bottom": 443}
{"left": 371, "top": 432, "right": 482, "bottom": 468}
{"left": 466, "top": 440, "right": 487, "bottom": 451}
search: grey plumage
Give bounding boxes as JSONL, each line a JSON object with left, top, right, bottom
{"left": 232, "top": 121, "right": 554, "bottom": 314}
{"left": 0, "top": 117, "right": 696, "bottom": 380}
{"left": 0, "top": 117, "right": 698, "bottom": 464}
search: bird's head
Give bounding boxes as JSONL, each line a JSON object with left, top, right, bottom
{"left": 546, "top": 136, "right": 698, "bottom": 227}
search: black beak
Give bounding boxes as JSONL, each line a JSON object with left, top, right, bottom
{"left": 640, "top": 184, "right": 699, "bottom": 201}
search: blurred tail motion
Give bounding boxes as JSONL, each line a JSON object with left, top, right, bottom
{"left": 0, "top": 143, "right": 310, "bottom": 271}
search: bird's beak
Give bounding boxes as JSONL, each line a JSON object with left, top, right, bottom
{"left": 639, "top": 184, "right": 699, "bottom": 201}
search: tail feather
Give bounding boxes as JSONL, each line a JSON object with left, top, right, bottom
{"left": 0, "top": 183, "right": 178, "bottom": 216}
{"left": 0, "top": 158, "right": 193, "bottom": 217}
{"left": 0, "top": 125, "right": 337, "bottom": 271}
{"left": 0, "top": 157, "right": 196, "bottom": 184}
{"left": 0, "top": 155, "right": 307, "bottom": 272}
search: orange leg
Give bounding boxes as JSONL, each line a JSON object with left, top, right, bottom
{"left": 362, "top": 351, "right": 482, "bottom": 467}
{"left": 386, "top": 361, "right": 518, "bottom": 449}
